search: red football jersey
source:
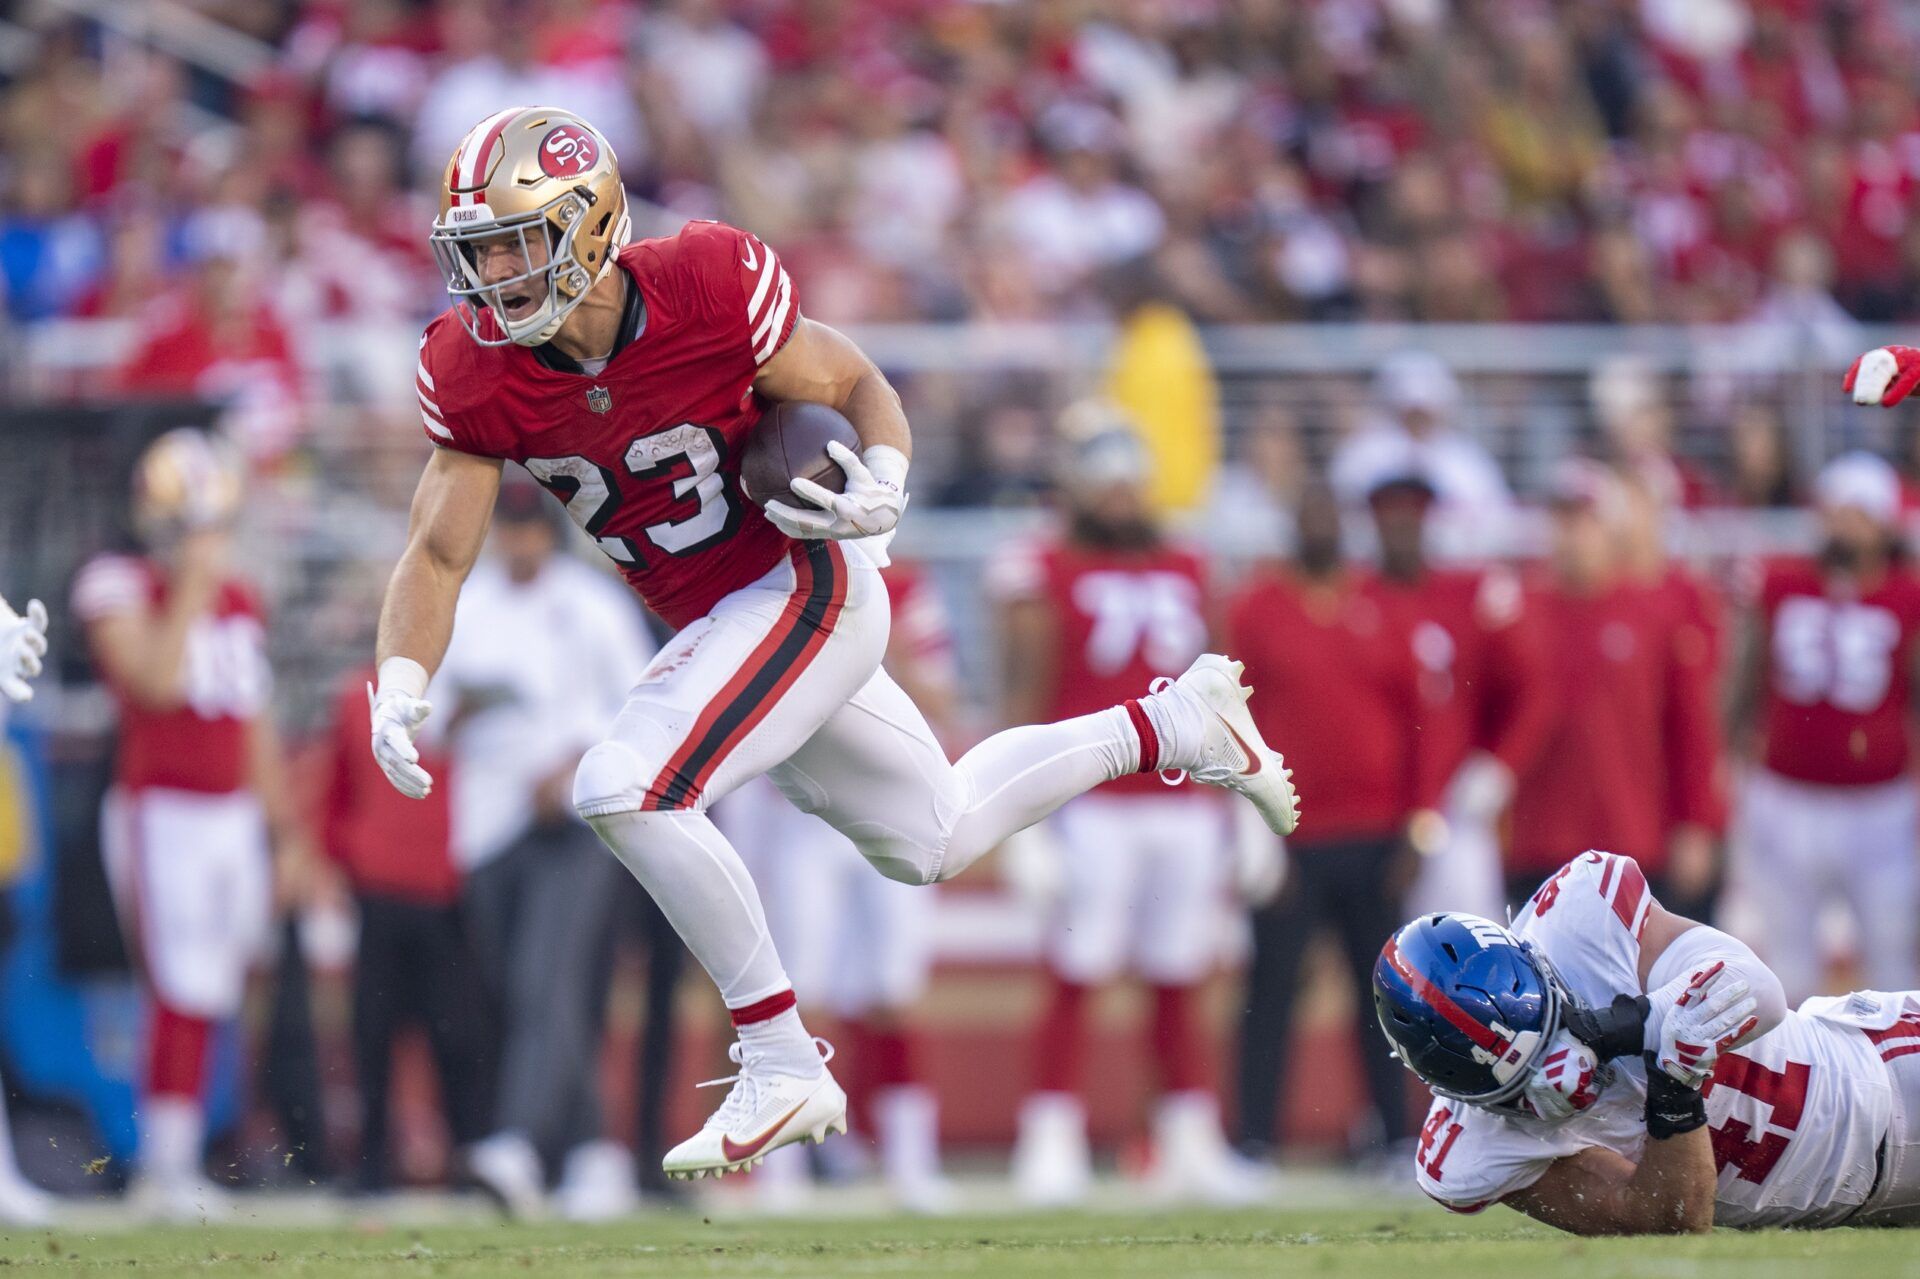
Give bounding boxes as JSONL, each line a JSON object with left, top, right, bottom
{"left": 1507, "top": 578, "right": 1716, "bottom": 877}
{"left": 1757, "top": 558, "right": 1920, "bottom": 786}
{"left": 1361, "top": 567, "right": 1555, "bottom": 810}
{"left": 71, "top": 553, "right": 270, "bottom": 794}
{"left": 990, "top": 538, "right": 1210, "bottom": 795}
{"left": 1227, "top": 570, "right": 1422, "bottom": 841}
{"left": 417, "top": 220, "right": 802, "bottom": 629}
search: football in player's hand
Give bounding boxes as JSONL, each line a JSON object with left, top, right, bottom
{"left": 740, "top": 401, "right": 860, "bottom": 508}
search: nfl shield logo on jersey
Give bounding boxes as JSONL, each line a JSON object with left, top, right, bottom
{"left": 587, "top": 386, "right": 612, "bottom": 414}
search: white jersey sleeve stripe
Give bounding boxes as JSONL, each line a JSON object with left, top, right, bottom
{"left": 419, "top": 391, "right": 444, "bottom": 418}
{"left": 421, "top": 409, "right": 454, "bottom": 441}
{"left": 416, "top": 360, "right": 435, "bottom": 392}
{"left": 752, "top": 270, "right": 793, "bottom": 363}
{"left": 745, "top": 241, "right": 778, "bottom": 325}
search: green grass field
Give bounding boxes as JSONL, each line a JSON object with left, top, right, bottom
{"left": 1, "top": 1206, "right": 1915, "bottom": 1278}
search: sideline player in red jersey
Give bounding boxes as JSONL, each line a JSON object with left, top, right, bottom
{"left": 367, "top": 107, "right": 1300, "bottom": 1181}
{"left": 71, "top": 429, "right": 311, "bottom": 1219}
{"left": 1226, "top": 484, "right": 1424, "bottom": 1163}
{"left": 1354, "top": 452, "right": 1555, "bottom": 922}
{"left": 1727, "top": 452, "right": 1920, "bottom": 1001}
{"left": 991, "top": 423, "right": 1258, "bottom": 1207}
{"left": 1505, "top": 462, "right": 1721, "bottom": 910}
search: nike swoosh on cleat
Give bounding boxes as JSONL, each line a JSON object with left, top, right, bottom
{"left": 719, "top": 1100, "right": 807, "bottom": 1163}
{"left": 1223, "top": 721, "right": 1262, "bottom": 775}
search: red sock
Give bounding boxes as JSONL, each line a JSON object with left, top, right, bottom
{"left": 1150, "top": 983, "right": 1209, "bottom": 1095}
{"left": 1034, "top": 976, "right": 1090, "bottom": 1095}
{"left": 147, "top": 1002, "right": 211, "bottom": 1100}
{"left": 1123, "top": 700, "right": 1160, "bottom": 773}
{"left": 864, "top": 1020, "right": 916, "bottom": 1091}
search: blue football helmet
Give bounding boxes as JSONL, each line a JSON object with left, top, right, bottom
{"left": 1373, "top": 912, "right": 1569, "bottom": 1113}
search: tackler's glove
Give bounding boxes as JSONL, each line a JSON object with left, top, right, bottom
{"left": 1651, "top": 960, "right": 1759, "bottom": 1088}
{"left": 765, "top": 442, "right": 908, "bottom": 542}
{"left": 1564, "top": 993, "right": 1652, "bottom": 1061}
{"left": 1520, "top": 1029, "right": 1604, "bottom": 1122}
{"left": 0, "top": 596, "right": 48, "bottom": 704}
{"left": 1644, "top": 1052, "right": 1708, "bottom": 1140}
{"left": 1845, "top": 346, "right": 1920, "bottom": 408}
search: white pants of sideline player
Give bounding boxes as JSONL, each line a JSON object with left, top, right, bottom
{"left": 1732, "top": 768, "right": 1920, "bottom": 1003}
{"left": 1044, "top": 793, "right": 1232, "bottom": 986}
{"left": 100, "top": 786, "right": 272, "bottom": 1018}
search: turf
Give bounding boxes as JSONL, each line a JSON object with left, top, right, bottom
{"left": 0, "top": 1206, "right": 1914, "bottom": 1277}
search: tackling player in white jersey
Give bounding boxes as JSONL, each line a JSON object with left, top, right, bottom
{"left": 1376, "top": 851, "right": 1920, "bottom": 1232}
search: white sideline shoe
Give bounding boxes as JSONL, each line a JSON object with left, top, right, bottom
{"left": 1011, "top": 1092, "right": 1092, "bottom": 1208}
{"left": 1152, "top": 654, "right": 1301, "bottom": 835}
{"left": 469, "top": 1131, "right": 548, "bottom": 1220}
{"left": 556, "top": 1140, "right": 640, "bottom": 1222}
{"left": 663, "top": 1041, "right": 847, "bottom": 1181}
{"left": 1147, "top": 1091, "right": 1276, "bottom": 1207}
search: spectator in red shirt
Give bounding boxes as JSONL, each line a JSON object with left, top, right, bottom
{"left": 318, "top": 668, "right": 492, "bottom": 1195}
{"left": 1226, "top": 484, "right": 1421, "bottom": 1160}
{"left": 1505, "top": 462, "right": 1721, "bottom": 911}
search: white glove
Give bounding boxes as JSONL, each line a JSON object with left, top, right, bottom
{"left": 1232, "top": 797, "right": 1286, "bottom": 907}
{"left": 1845, "top": 345, "right": 1920, "bottom": 407}
{"left": 0, "top": 597, "right": 48, "bottom": 704}
{"left": 997, "top": 822, "right": 1066, "bottom": 910}
{"left": 1443, "top": 752, "right": 1515, "bottom": 826}
{"left": 1651, "top": 960, "right": 1760, "bottom": 1087}
{"left": 1520, "top": 1029, "right": 1604, "bottom": 1122}
{"left": 765, "top": 442, "right": 908, "bottom": 542}
{"left": 368, "top": 657, "right": 435, "bottom": 799}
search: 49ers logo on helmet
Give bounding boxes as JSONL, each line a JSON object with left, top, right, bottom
{"left": 538, "top": 124, "right": 599, "bottom": 178}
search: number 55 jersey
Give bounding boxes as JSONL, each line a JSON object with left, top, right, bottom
{"left": 1415, "top": 851, "right": 1920, "bottom": 1228}
{"left": 416, "top": 219, "right": 799, "bottom": 629}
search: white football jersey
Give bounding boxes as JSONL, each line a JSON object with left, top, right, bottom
{"left": 1414, "top": 851, "right": 1894, "bottom": 1228}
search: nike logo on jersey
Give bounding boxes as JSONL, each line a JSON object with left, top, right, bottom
{"left": 742, "top": 239, "right": 759, "bottom": 271}
{"left": 719, "top": 1100, "right": 805, "bottom": 1163}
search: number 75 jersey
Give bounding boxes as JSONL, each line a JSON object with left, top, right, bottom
{"left": 416, "top": 220, "right": 798, "bottom": 629}
{"left": 1415, "top": 852, "right": 1894, "bottom": 1228}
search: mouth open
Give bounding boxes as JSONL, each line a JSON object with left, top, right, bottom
{"left": 496, "top": 288, "right": 540, "bottom": 321}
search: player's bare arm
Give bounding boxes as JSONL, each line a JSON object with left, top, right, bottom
{"left": 1506, "top": 1131, "right": 1716, "bottom": 1235}
{"left": 87, "top": 530, "right": 227, "bottom": 710}
{"left": 368, "top": 446, "right": 503, "bottom": 798}
{"left": 245, "top": 711, "right": 319, "bottom": 904}
{"left": 997, "top": 596, "right": 1058, "bottom": 728}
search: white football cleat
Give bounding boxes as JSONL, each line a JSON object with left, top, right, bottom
{"left": 1152, "top": 654, "right": 1301, "bottom": 835}
{"left": 663, "top": 1041, "right": 847, "bottom": 1181}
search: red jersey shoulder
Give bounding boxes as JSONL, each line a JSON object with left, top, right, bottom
{"left": 1759, "top": 556, "right": 1823, "bottom": 610}
{"left": 416, "top": 309, "right": 495, "bottom": 453}
{"left": 71, "top": 554, "right": 262, "bottom": 624}
{"left": 627, "top": 221, "right": 799, "bottom": 368}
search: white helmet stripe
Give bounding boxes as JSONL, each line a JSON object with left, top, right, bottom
{"left": 455, "top": 107, "right": 522, "bottom": 205}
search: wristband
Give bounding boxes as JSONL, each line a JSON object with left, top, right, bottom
{"left": 1565, "top": 994, "right": 1651, "bottom": 1061}
{"left": 862, "top": 445, "right": 909, "bottom": 491}
{"left": 375, "top": 655, "right": 430, "bottom": 702}
{"left": 1643, "top": 1052, "right": 1708, "bottom": 1139}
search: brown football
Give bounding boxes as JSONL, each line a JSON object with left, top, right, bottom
{"left": 739, "top": 400, "right": 861, "bottom": 508}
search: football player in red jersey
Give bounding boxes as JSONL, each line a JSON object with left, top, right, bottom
{"left": 1728, "top": 452, "right": 1920, "bottom": 1001}
{"left": 368, "top": 107, "right": 1300, "bottom": 1181}
{"left": 991, "top": 423, "right": 1260, "bottom": 1206}
{"left": 71, "top": 429, "right": 310, "bottom": 1219}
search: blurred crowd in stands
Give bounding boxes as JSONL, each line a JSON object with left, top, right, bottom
{"left": 5, "top": 0, "right": 1920, "bottom": 345}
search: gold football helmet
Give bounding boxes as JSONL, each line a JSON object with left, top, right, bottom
{"left": 429, "top": 106, "right": 631, "bottom": 347}
{"left": 132, "top": 427, "right": 243, "bottom": 545}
